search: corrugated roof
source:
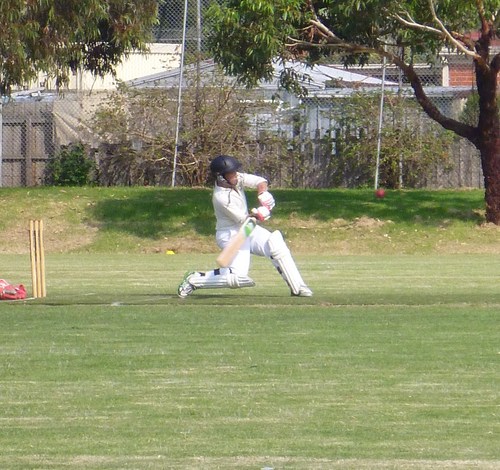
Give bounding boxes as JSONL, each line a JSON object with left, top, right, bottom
{"left": 261, "top": 61, "right": 398, "bottom": 90}
{"left": 126, "top": 59, "right": 397, "bottom": 90}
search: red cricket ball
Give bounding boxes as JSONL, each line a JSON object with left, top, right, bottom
{"left": 375, "top": 188, "right": 386, "bottom": 198}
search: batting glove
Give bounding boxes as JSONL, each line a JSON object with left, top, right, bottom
{"left": 251, "top": 206, "right": 271, "bottom": 221}
{"left": 258, "top": 191, "right": 275, "bottom": 210}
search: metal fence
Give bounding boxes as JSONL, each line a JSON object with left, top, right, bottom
{"left": 0, "top": 1, "right": 483, "bottom": 189}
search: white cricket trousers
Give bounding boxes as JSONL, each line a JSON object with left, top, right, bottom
{"left": 216, "top": 225, "right": 272, "bottom": 276}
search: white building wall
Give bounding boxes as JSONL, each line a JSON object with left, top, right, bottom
{"left": 39, "top": 43, "right": 181, "bottom": 92}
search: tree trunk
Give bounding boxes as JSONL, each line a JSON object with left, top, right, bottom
{"left": 396, "top": 54, "right": 499, "bottom": 224}
{"left": 477, "top": 80, "right": 500, "bottom": 224}
{"left": 480, "top": 141, "right": 500, "bottom": 224}
{"left": 475, "top": 40, "right": 499, "bottom": 224}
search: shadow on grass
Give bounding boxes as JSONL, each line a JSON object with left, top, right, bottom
{"left": 89, "top": 187, "right": 485, "bottom": 240}
{"left": 89, "top": 187, "right": 214, "bottom": 239}
{"left": 274, "top": 189, "right": 485, "bottom": 225}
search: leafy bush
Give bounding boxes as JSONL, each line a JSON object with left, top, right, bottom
{"left": 318, "top": 93, "right": 455, "bottom": 189}
{"left": 90, "top": 73, "right": 253, "bottom": 186}
{"left": 45, "top": 142, "right": 96, "bottom": 186}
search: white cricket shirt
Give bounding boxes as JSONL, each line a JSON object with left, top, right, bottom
{"left": 212, "top": 172, "right": 267, "bottom": 231}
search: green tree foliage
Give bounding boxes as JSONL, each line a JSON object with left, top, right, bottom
{"left": 207, "top": 0, "right": 500, "bottom": 223}
{"left": 45, "top": 142, "right": 96, "bottom": 186}
{"left": 0, "top": 0, "right": 158, "bottom": 94}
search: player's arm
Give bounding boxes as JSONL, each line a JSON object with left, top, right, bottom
{"left": 241, "top": 174, "right": 276, "bottom": 212}
{"left": 256, "top": 180, "right": 268, "bottom": 194}
{"left": 219, "top": 194, "right": 269, "bottom": 223}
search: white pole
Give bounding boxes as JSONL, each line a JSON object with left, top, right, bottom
{"left": 171, "top": 0, "right": 189, "bottom": 187}
{"left": 0, "top": 101, "right": 3, "bottom": 187}
{"left": 197, "top": 0, "right": 202, "bottom": 54}
{"left": 398, "top": 48, "right": 404, "bottom": 188}
{"left": 374, "top": 55, "right": 387, "bottom": 190}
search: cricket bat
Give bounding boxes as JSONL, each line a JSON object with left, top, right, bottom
{"left": 216, "top": 217, "right": 257, "bottom": 267}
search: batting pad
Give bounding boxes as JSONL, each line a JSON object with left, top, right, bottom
{"left": 189, "top": 268, "right": 255, "bottom": 289}
{"left": 268, "top": 230, "right": 305, "bottom": 295}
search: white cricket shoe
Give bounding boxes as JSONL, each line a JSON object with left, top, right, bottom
{"left": 292, "top": 285, "right": 313, "bottom": 297}
{"left": 177, "top": 271, "right": 197, "bottom": 298}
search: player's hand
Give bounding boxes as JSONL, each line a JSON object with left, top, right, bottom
{"left": 251, "top": 206, "right": 271, "bottom": 221}
{"left": 258, "top": 191, "right": 275, "bottom": 210}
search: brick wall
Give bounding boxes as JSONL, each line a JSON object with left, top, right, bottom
{"left": 448, "top": 65, "right": 475, "bottom": 87}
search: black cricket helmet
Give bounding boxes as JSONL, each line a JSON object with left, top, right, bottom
{"left": 209, "top": 155, "right": 242, "bottom": 177}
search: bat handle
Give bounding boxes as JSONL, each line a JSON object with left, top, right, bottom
{"left": 243, "top": 217, "right": 257, "bottom": 235}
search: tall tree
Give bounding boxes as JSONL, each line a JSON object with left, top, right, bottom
{"left": 0, "top": 0, "right": 158, "bottom": 94}
{"left": 207, "top": 0, "right": 500, "bottom": 224}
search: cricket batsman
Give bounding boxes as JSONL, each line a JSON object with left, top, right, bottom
{"left": 177, "top": 155, "right": 312, "bottom": 298}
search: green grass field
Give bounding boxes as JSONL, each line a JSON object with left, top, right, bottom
{"left": 1, "top": 252, "right": 499, "bottom": 469}
{"left": 1, "top": 187, "right": 499, "bottom": 255}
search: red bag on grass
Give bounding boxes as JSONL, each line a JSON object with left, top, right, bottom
{"left": 0, "top": 279, "right": 27, "bottom": 300}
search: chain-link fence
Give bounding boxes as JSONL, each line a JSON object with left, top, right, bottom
{"left": 0, "top": 1, "right": 484, "bottom": 189}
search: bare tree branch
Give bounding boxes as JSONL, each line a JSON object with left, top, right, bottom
{"left": 286, "top": 36, "right": 375, "bottom": 56}
{"left": 475, "top": 0, "right": 489, "bottom": 32}
{"left": 393, "top": 12, "right": 442, "bottom": 35}
{"left": 310, "top": 19, "right": 340, "bottom": 42}
{"left": 285, "top": 25, "right": 478, "bottom": 144}
{"left": 394, "top": 9, "right": 483, "bottom": 63}
{"left": 427, "top": 0, "right": 480, "bottom": 60}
